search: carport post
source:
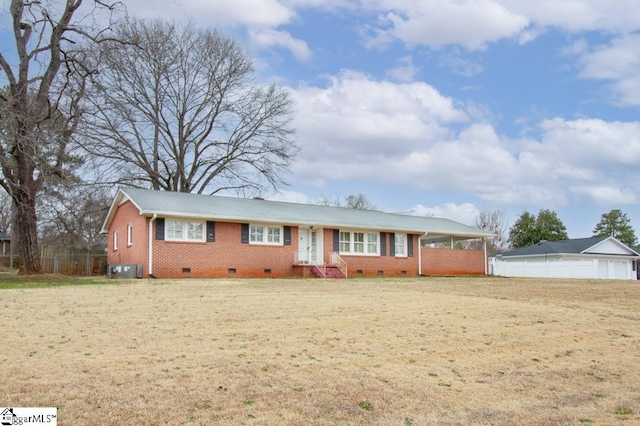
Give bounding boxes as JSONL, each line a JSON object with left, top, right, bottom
{"left": 418, "top": 232, "right": 428, "bottom": 276}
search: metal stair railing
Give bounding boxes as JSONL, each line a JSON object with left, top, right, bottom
{"left": 330, "top": 252, "right": 348, "bottom": 278}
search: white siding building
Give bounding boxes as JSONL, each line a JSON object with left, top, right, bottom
{"left": 491, "top": 236, "right": 640, "bottom": 280}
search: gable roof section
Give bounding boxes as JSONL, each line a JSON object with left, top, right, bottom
{"left": 498, "top": 236, "right": 640, "bottom": 258}
{"left": 101, "top": 187, "right": 493, "bottom": 242}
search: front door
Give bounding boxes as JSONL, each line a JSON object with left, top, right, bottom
{"left": 298, "top": 228, "right": 323, "bottom": 264}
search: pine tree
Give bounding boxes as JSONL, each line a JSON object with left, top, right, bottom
{"left": 593, "top": 209, "right": 638, "bottom": 247}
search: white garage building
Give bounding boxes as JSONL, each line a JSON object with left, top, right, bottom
{"left": 491, "top": 236, "right": 640, "bottom": 280}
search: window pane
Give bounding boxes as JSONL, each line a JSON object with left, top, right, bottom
{"left": 166, "top": 220, "right": 183, "bottom": 239}
{"left": 339, "top": 231, "right": 350, "bottom": 252}
{"left": 395, "top": 234, "right": 406, "bottom": 256}
{"left": 353, "top": 232, "right": 364, "bottom": 253}
{"left": 250, "top": 225, "right": 264, "bottom": 242}
{"left": 188, "top": 222, "right": 204, "bottom": 240}
{"left": 366, "top": 233, "right": 378, "bottom": 253}
{"left": 267, "top": 227, "right": 281, "bottom": 243}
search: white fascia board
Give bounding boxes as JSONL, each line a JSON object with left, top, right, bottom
{"left": 583, "top": 236, "right": 639, "bottom": 256}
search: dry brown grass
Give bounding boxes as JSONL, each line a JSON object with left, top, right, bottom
{"left": 2, "top": 276, "right": 640, "bottom": 425}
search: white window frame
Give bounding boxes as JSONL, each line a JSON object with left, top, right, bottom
{"left": 127, "top": 224, "right": 133, "bottom": 246}
{"left": 165, "top": 219, "right": 206, "bottom": 242}
{"left": 249, "top": 224, "right": 283, "bottom": 245}
{"left": 339, "top": 230, "right": 379, "bottom": 256}
{"left": 113, "top": 231, "right": 118, "bottom": 251}
{"left": 395, "top": 233, "right": 407, "bottom": 257}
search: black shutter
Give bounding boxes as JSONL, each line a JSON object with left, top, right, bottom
{"left": 284, "top": 226, "right": 292, "bottom": 245}
{"left": 408, "top": 234, "right": 414, "bottom": 257}
{"left": 241, "top": 223, "right": 249, "bottom": 244}
{"left": 389, "top": 232, "right": 395, "bottom": 257}
{"left": 155, "top": 218, "right": 165, "bottom": 240}
{"left": 206, "top": 221, "right": 216, "bottom": 242}
{"left": 380, "top": 232, "right": 387, "bottom": 256}
{"left": 333, "top": 229, "right": 340, "bottom": 252}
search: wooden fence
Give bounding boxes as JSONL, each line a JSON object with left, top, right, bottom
{"left": 40, "top": 246, "right": 107, "bottom": 276}
{"left": 0, "top": 247, "right": 106, "bottom": 275}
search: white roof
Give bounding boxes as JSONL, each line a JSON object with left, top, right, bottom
{"left": 102, "top": 187, "right": 494, "bottom": 243}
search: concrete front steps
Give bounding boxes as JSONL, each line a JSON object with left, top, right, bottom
{"left": 311, "top": 265, "right": 345, "bottom": 279}
{"left": 293, "top": 264, "right": 346, "bottom": 279}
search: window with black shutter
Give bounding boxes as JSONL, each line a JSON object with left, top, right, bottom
{"left": 241, "top": 223, "right": 249, "bottom": 244}
{"left": 284, "top": 226, "right": 292, "bottom": 245}
{"left": 206, "top": 221, "right": 216, "bottom": 242}
{"left": 380, "top": 232, "right": 387, "bottom": 256}
{"left": 155, "top": 218, "right": 165, "bottom": 240}
{"left": 408, "top": 234, "right": 414, "bottom": 257}
{"left": 389, "top": 232, "right": 395, "bottom": 257}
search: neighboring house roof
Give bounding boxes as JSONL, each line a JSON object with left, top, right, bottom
{"left": 497, "top": 236, "right": 640, "bottom": 258}
{"left": 0, "top": 233, "right": 9, "bottom": 241}
{"left": 101, "top": 187, "right": 494, "bottom": 243}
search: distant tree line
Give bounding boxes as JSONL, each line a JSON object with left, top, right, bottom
{"left": 506, "top": 208, "right": 637, "bottom": 249}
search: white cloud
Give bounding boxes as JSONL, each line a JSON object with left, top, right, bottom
{"left": 124, "top": 0, "right": 316, "bottom": 62}
{"left": 124, "top": 0, "right": 295, "bottom": 27}
{"left": 291, "top": 70, "right": 467, "bottom": 161}
{"left": 366, "top": 0, "right": 529, "bottom": 51}
{"left": 570, "top": 185, "right": 639, "bottom": 205}
{"left": 265, "top": 189, "right": 312, "bottom": 203}
{"left": 534, "top": 118, "right": 640, "bottom": 167}
{"left": 355, "top": 1, "right": 640, "bottom": 56}
{"left": 437, "top": 49, "right": 484, "bottom": 77}
{"left": 290, "top": 72, "right": 640, "bottom": 208}
{"left": 575, "top": 34, "right": 640, "bottom": 105}
{"left": 503, "top": 0, "right": 640, "bottom": 34}
{"left": 249, "top": 28, "right": 313, "bottom": 62}
{"left": 407, "top": 202, "right": 480, "bottom": 225}
{"left": 386, "top": 56, "right": 419, "bottom": 82}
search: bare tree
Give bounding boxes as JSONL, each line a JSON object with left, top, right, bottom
{"left": 0, "top": 192, "right": 12, "bottom": 233}
{"left": 317, "top": 193, "right": 377, "bottom": 210}
{"left": 83, "top": 19, "right": 297, "bottom": 195}
{"left": 466, "top": 210, "right": 508, "bottom": 256}
{"left": 345, "top": 193, "right": 376, "bottom": 210}
{"left": 39, "top": 184, "right": 110, "bottom": 249}
{"left": 0, "top": 0, "right": 121, "bottom": 273}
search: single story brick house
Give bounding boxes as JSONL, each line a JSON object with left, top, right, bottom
{"left": 101, "top": 187, "right": 494, "bottom": 279}
{"left": 490, "top": 236, "right": 640, "bottom": 280}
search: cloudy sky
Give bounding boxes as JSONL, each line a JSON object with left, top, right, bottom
{"left": 14, "top": 0, "right": 640, "bottom": 238}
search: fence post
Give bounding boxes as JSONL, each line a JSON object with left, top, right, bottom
{"left": 54, "top": 256, "right": 58, "bottom": 275}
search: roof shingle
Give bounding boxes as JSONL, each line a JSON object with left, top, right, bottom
{"left": 104, "top": 187, "right": 493, "bottom": 241}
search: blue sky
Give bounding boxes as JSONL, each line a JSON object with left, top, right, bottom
{"left": 8, "top": 0, "right": 640, "bottom": 239}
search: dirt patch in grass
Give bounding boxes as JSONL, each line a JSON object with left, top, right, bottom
{"left": 3, "top": 277, "right": 640, "bottom": 424}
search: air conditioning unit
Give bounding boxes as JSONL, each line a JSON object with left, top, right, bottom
{"left": 108, "top": 263, "right": 143, "bottom": 279}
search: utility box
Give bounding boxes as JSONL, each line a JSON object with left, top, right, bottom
{"left": 108, "top": 263, "right": 143, "bottom": 279}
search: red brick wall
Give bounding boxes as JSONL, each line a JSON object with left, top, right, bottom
{"left": 152, "top": 222, "right": 299, "bottom": 278}
{"left": 107, "top": 200, "right": 149, "bottom": 268}
{"left": 420, "top": 247, "right": 486, "bottom": 276}
{"left": 321, "top": 229, "right": 421, "bottom": 276}
{"left": 105, "top": 205, "right": 487, "bottom": 278}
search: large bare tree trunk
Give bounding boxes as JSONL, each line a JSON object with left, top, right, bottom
{"left": 14, "top": 187, "right": 39, "bottom": 273}
{"left": 0, "top": 0, "right": 120, "bottom": 274}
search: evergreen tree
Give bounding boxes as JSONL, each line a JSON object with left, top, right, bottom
{"left": 508, "top": 211, "right": 537, "bottom": 248}
{"left": 593, "top": 209, "right": 638, "bottom": 247}
{"left": 536, "top": 209, "right": 569, "bottom": 242}
{"left": 508, "top": 209, "right": 568, "bottom": 249}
